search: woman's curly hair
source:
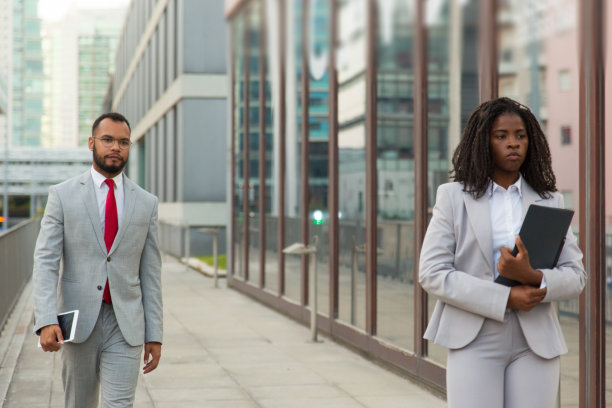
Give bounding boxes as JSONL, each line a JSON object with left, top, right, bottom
{"left": 450, "top": 97, "right": 556, "bottom": 199}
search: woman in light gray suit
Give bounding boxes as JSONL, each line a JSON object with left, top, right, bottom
{"left": 419, "top": 97, "right": 585, "bottom": 408}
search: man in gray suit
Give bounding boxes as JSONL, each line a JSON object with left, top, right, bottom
{"left": 33, "top": 112, "right": 163, "bottom": 408}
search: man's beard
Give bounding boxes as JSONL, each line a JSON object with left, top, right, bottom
{"left": 93, "top": 144, "right": 127, "bottom": 174}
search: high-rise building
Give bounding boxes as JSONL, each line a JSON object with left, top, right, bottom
{"left": 0, "top": 0, "right": 11, "bottom": 119}
{"left": 77, "top": 9, "right": 123, "bottom": 146}
{"left": 41, "top": 7, "right": 125, "bottom": 147}
{"left": 12, "top": 0, "right": 43, "bottom": 146}
{"left": 109, "top": 0, "right": 228, "bottom": 256}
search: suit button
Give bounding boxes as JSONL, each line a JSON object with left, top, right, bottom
{"left": 97, "top": 285, "right": 102, "bottom": 290}
{"left": 107, "top": 256, "right": 111, "bottom": 262}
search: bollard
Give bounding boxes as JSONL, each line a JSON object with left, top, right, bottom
{"left": 283, "top": 236, "right": 319, "bottom": 342}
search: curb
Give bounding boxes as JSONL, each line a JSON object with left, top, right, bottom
{"left": 180, "top": 257, "right": 227, "bottom": 278}
{"left": 0, "top": 279, "right": 34, "bottom": 407}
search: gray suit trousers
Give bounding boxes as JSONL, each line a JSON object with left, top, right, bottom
{"left": 62, "top": 303, "right": 142, "bottom": 408}
{"left": 446, "top": 310, "right": 559, "bottom": 408}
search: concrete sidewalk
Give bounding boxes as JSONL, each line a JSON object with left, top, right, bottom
{"left": 1, "top": 256, "right": 445, "bottom": 408}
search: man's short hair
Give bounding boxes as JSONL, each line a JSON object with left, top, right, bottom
{"left": 92, "top": 112, "right": 131, "bottom": 136}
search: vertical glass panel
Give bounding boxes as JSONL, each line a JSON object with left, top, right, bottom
{"left": 337, "top": 0, "right": 367, "bottom": 331}
{"left": 425, "top": 0, "right": 479, "bottom": 366}
{"left": 233, "top": 15, "right": 246, "bottom": 280}
{"left": 284, "top": 0, "right": 304, "bottom": 302}
{"left": 605, "top": 0, "right": 612, "bottom": 403}
{"left": 498, "top": 1, "right": 580, "bottom": 404}
{"left": 498, "top": 0, "right": 587, "bottom": 402}
{"left": 308, "top": 0, "right": 330, "bottom": 316}
{"left": 248, "top": 1, "right": 262, "bottom": 285}
{"left": 375, "top": 0, "right": 415, "bottom": 351}
{"left": 264, "top": 0, "right": 279, "bottom": 294}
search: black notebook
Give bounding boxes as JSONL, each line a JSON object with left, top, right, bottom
{"left": 495, "top": 204, "right": 574, "bottom": 287}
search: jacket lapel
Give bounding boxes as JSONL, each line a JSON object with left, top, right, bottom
{"left": 80, "top": 171, "right": 107, "bottom": 254}
{"left": 464, "top": 190, "right": 494, "bottom": 271}
{"left": 109, "top": 175, "right": 136, "bottom": 254}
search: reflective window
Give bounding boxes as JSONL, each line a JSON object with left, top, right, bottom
{"left": 337, "top": 0, "right": 367, "bottom": 331}
{"left": 498, "top": 0, "right": 580, "bottom": 404}
{"left": 308, "top": 0, "right": 330, "bottom": 316}
{"left": 262, "top": 2, "right": 278, "bottom": 294}
{"left": 375, "top": 0, "right": 416, "bottom": 351}
{"left": 283, "top": 0, "right": 305, "bottom": 302}
{"left": 233, "top": 13, "right": 246, "bottom": 280}
{"left": 25, "top": 20, "right": 40, "bottom": 38}
{"left": 247, "top": 1, "right": 262, "bottom": 286}
{"left": 425, "top": 0, "right": 479, "bottom": 366}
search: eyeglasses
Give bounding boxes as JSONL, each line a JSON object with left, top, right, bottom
{"left": 93, "top": 136, "right": 132, "bottom": 150}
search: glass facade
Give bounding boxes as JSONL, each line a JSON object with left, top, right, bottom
{"left": 498, "top": 1, "right": 581, "bottom": 403}
{"left": 283, "top": 0, "right": 304, "bottom": 303}
{"left": 78, "top": 35, "right": 119, "bottom": 145}
{"left": 336, "top": 0, "right": 367, "bottom": 331}
{"left": 247, "top": 0, "right": 261, "bottom": 286}
{"left": 375, "top": 0, "right": 416, "bottom": 351}
{"left": 228, "top": 0, "right": 611, "bottom": 400}
{"left": 13, "top": 0, "right": 43, "bottom": 146}
{"left": 233, "top": 15, "right": 245, "bottom": 279}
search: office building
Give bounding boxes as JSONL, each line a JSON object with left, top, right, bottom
{"left": 12, "top": 0, "right": 43, "bottom": 146}
{"left": 41, "top": 7, "right": 125, "bottom": 147}
{"left": 110, "top": 0, "right": 228, "bottom": 255}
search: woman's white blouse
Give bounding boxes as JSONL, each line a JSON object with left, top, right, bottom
{"left": 488, "top": 176, "right": 523, "bottom": 280}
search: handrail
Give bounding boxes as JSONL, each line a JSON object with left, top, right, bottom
{"left": 0, "top": 218, "right": 40, "bottom": 333}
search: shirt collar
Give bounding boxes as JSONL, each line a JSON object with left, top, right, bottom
{"left": 488, "top": 174, "right": 523, "bottom": 198}
{"left": 90, "top": 166, "right": 123, "bottom": 190}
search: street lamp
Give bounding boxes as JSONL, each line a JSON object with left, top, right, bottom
{"left": 283, "top": 235, "right": 320, "bottom": 342}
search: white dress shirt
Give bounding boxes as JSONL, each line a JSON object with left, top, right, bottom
{"left": 489, "top": 177, "right": 522, "bottom": 279}
{"left": 91, "top": 167, "right": 125, "bottom": 233}
{"left": 489, "top": 176, "right": 546, "bottom": 288}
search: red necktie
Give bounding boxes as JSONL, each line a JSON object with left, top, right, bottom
{"left": 103, "top": 179, "right": 118, "bottom": 304}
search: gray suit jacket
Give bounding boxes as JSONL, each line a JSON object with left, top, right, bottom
{"left": 419, "top": 181, "right": 585, "bottom": 359}
{"left": 33, "top": 170, "right": 163, "bottom": 347}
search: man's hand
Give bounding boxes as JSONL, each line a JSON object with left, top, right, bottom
{"left": 40, "top": 324, "right": 63, "bottom": 352}
{"left": 143, "top": 342, "right": 162, "bottom": 374}
{"left": 507, "top": 285, "right": 547, "bottom": 311}
{"left": 497, "top": 236, "right": 543, "bottom": 286}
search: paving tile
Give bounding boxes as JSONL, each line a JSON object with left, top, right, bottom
{"left": 148, "top": 386, "right": 247, "bottom": 402}
{"left": 247, "top": 384, "right": 346, "bottom": 400}
{"left": 3, "top": 256, "right": 445, "bottom": 408}
{"left": 258, "top": 397, "right": 366, "bottom": 408}
{"left": 357, "top": 395, "right": 446, "bottom": 408}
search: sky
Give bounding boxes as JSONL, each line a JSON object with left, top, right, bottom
{"left": 38, "top": 0, "right": 130, "bottom": 21}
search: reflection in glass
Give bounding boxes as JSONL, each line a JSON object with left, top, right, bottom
{"left": 284, "top": 0, "right": 304, "bottom": 302}
{"left": 247, "top": 1, "right": 262, "bottom": 285}
{"left": 337, "top": 0, "right": 367, "bottom": 331}
{"left": 233, "top": 15, "right": 245, "bottom": 279}
{"left": 425, "top": 0, "right": 479, "bottom": 366}
{"left": 498, "top": 1, "right": 580, "bottom": 404}
{"left": 375, "top": 0, "right": 415, "bottom": 351}
{"left": 308, "top": 0, "right": 330, "bottom": 316}
{"left": 260, "top": 1, "right": 278, "bottom": 294}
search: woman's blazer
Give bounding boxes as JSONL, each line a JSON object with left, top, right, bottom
{"left": 419, "top": 181, "right": 585, "bottom": 359}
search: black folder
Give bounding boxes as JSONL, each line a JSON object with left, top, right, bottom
{"left": 494, "top": 204, "right": 574, "bottom": 287}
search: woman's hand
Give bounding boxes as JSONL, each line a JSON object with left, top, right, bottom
{"left": 507, "top": 285, "right": 547, "bottom": 311}
{"left": 497, "top": 236, "right": 543, "bottom": 286}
